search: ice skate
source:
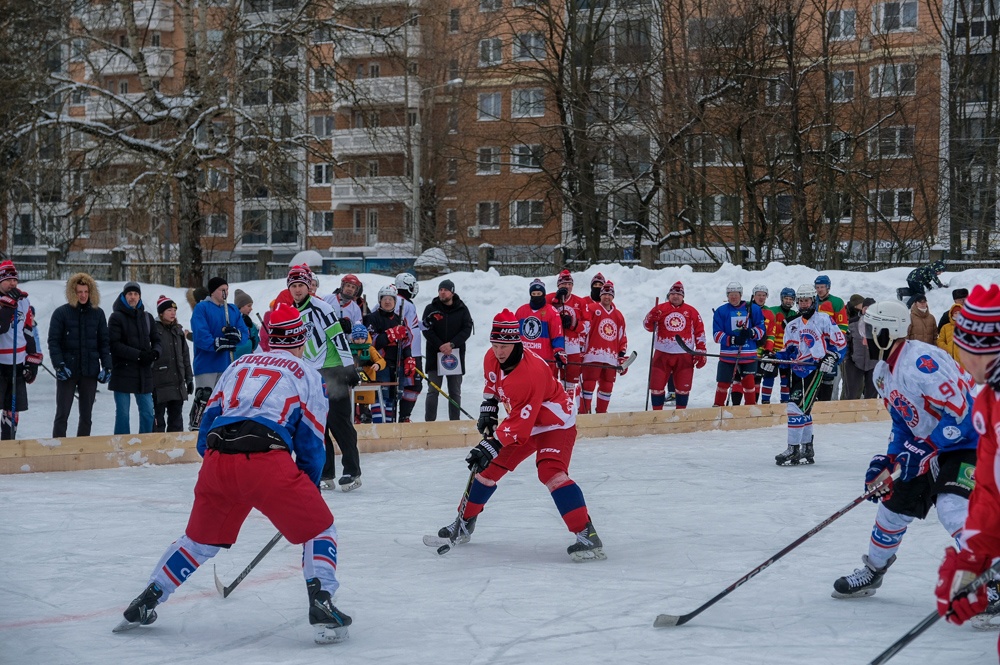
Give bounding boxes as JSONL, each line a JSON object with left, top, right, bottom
{"left": 307, "top": 578, "right": 351, "bottom": 644}
{"left": 338, "top": 475, "right": 362, "bottom": 492}
{"left": 567, "top": 520, "right": 606, "bottom": 562}
{"left": 113, "top": 582, "right": 163, "bottom": 633}
{"left": 319, "top": 479, "right": 334, "bottom": 491}
{"left": 800, "top": 441, "right": 815, "bottom": 465}
{"left": 437, "top": 515, "right": 476, "bottom": 544}
{"left": 832, "top": 554, "right": 896, "bottom": 598}
{"left": 775, "top": 444, "right": 801, "bottom": 466}
{"left": 973, "top": 580, "right": 1000, "bottom": 630}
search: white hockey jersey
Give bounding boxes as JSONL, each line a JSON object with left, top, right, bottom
{"left": 322, "top": 293, "right": 363, "bottom": 325}
{"left": 0, "top": 298, "right": 33, "bottom": 366}
{"left": 394, "top": 296, "right": 422, "bottom": 358}
{"left": 779, "top": 311, "right": 846, "bottom": 377}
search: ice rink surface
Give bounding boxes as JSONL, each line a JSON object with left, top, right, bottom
{"left": 2, "top": 421, "right": 997, "bottom": 664}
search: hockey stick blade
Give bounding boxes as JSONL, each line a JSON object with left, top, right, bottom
{"left": 213, "top": 564, "right": 227, "bottom": 597}
{"left": 618, "top": 350, "right": 638, "bottom": 373}
{"left": 215, "top": 531, "right": 283, "bottom": 598}
{"left": 653, "top": 614, "right": 683, "bottom": 628}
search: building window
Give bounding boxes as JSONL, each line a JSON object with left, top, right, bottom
{"left": 828, "top": 9, "right": 857, "bottom": 39}
{"left": 71, "top": 38, "right": 86, "bottom": 62}
{"left": 765, "top": 194, "right": 793, "bottom": 223}
{"left": 698, "top": 194, "right": 741, "bottom": 225}
{"left": 477, "top": 92, "right": 502, "bottom": 120}
{"left": 313, "top": 24, "right": 334, "bottom": 43}
{"left": 312, "top": 163, "right": 333, "bottom": 185}
{"left": 272, "top": 209, "right": 298, "bottom": 243}
{"left": 199, "top": 167, "right": 229, "bottom": 191}
{"left": 447, "top": 158, "right": 458, "bottom": 183}
{"left": 445, "top": 208, "right": 458, "bottom": 233}
{"left": 870, "top": 189, "right": 914, "bottom": 219}
{"left": 690, "top": 134, "right": 738, "bottom": 166}
{"left": 870, "top": 63, "right": 916, "bottom": 96}
{"left": 957, "top": 0, "right": 1000, "bottom": 37}
{"left": 688, "top": 17, "right": 743, "bottom": 48}
{"left": 477, "top": 201, "right": 500, "bottom": 227}
{"left": 477, "top": 147, "right": 501, "bottom": 174}
{"left": 514, "top": 32, "right": 545, "bottom": 61}
{"left": 366, "top": 209, "right": 379, "bottom": 233}
{"left": 352, "top": 208, "right": 364, "bottom": 232}
{"left": 479, "top": 38, "right": 502, "bottom": 66}
{"left": 368, "top": 62, "right": 380, "bottom": 78}
{"left": 512, "top": 88, "right": 545, "bottom": 118}
{"left": 205, "top": 213, "right": 228, "bottom": 236}
{"left": 829, "top": 131, "right": 853, "bottom": 161}
{"left": 313, "top": 67, "right": 335, "bottom": 90}
{"left": 826, "top": 192, "right": 852, "bottom": 221}
{"left": 480, "top": 0, "right": 501, "bottom": 11}
{"left": 242, "top": 209, "right": 267, "bottom": 244}
{"left": 870, "top": 126, "right": 915, "bottom": 158}
{"left": 367, "top": 160, "right": 379, "bottom": 177}
{"left": 511, "top": 144, "right": 543, "bottom": 172}
{"left": 766, "top": 75, "right": 791, "bottom": 105}
{"left": 449, "top": 8, "right": 460, "bottom": 32}
{"left": 831, "top": 70, "right": 855, "bottom": 101}
{"left": 70, "top": 88, "right": 86, "bottom": 106}
{"left": 312, "top": 115, "right": 334, "bottom": 137}
{"left": 119, "top": 80, "right": 129, "bottom": 94}
{"left": 311, "top": 210, "right": 334, "bottom": 233}
{"left": 448, "top": 107, "right": 459, "bottom": 132}
{"left": 615, "top": 19, "right": 651, "bottom": 63}
{"left": 874, "top": 1, "right": 917, "bottom": 32}
{"left": 511, "top": 200, "right": 544, "bottom": 227}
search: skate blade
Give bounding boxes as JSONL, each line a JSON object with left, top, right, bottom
{"left": 319, "top": 481, "right": 334, "bottom": 491}
{"left": 972, "top": 614, "right": 1000, "bottom": 631}
{"left": 831, "top": 589, "right": 877, "bottom": 599}
{"left": 776, "top": 459, "right": 801, "bottom": 466}
{"left": 340, "top": 479, "right": 362, "bottom": 492}
{"left": 112, "top": 618, "right": 142, "bottom": 633}
{"left": 570, "top": 547, "right": 607, "bottom": 563}
{"left": 314, "top": 624, "right": 349, "bottom": 644}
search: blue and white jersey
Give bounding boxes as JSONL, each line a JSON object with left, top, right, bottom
{"left": 873, "top": 340, "right": 978, "bottom": 476}
{"left": 197, "top": 349, "right": 329, "bottom": 484}
{"left": 779, "top": 311, "right": 846, "bottom": 378}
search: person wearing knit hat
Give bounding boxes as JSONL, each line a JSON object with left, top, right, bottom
{"left": 643, "top": 280, "right": 706, "bottom": 410}
{"left": 516, "top": 279, "right": 566, "bottom": 378}
{"left": 936, "top": 284, "right": 1000, "bottom": 634}
{"left": 0, "top": 257, "right": 43, "bottom": 439}
{"left": 108, "top": 280, "right": 162, "bottom": 435}
{"left": 589, "top": 273, "right": 605, "bottom": 303}
{"left": 151, "top": 295, "right": 194, "bottom": 433}
{"left": 188, "top": 276, "right": 248, "bottom": 430}
{"left": 115, "top": 300, "right": 353, "bottom": 643}
{"left": 422, "top": 278, "right": 474, "bottom": 421}
{"left": 548, "top": 270, "right": 590, "bottom": 386}
{"left": 433, "top": 308, "right": 606, "bottom": 562}
{"left": 578, "top": 281, "right": 627, "bottom": 415}
{"left": 231, "top": 289, "right": 260, "bottom": 360}
{"left": 0, "top": 259, "right": 18, "bottom": 285}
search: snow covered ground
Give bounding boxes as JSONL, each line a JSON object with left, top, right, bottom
{"left": 2, "top": 421, "right": 996, "bottom": 664}
{"left": 12, "top": 262, "right": 999, "bottom": 439}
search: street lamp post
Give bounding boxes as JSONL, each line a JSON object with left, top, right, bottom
{"left": 411, "top": 78, "right": 463, "bottom": 257}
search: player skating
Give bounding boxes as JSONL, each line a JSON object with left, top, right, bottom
{"left": 432, "top": 309, "right": 605, "bottom": 562}
{"left": 113, "top": 305, "right": 352, "bottom": 644}
{"left": 831, "top": 300, "right": 978, "bottom": 599}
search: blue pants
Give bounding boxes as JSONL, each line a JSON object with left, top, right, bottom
{"left": 114, "top": 391, "right": 154, "bottom": 434}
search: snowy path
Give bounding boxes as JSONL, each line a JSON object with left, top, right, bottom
{"left": 1, "top": 422, "right": 995, "bottom": 664}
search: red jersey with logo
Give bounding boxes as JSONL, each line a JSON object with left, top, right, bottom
{"left": 643, "top": 302, "right": 706, "bottom": 355}
{"left": 759, "top": 307, "right": 777, "bottom": 353}
{"left": 483, "top": 348, "right": 576, "bottom": 446}
{"left": 583, "top": 304, "right": 627, "bottom": 365}
{"left": 514, "top": 302, "right": 565, "bottom": 362}
{"left": 548, "top": 293, "right": 592, "bottom": 355}
{"left": 960, "top": 387, "right": 1000, "bottom": 557}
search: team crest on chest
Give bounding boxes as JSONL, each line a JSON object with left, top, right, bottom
{"left": 915, "top": 355, "right": 939, "bottom": 374}
{"left": 664, "top": 312, "right": 686, "bottom": 332}
{"left": 890, "top": 389, "right": 919, "bottom": 427}
{"left": 598, "top": 319, "right": 618, "bottom": 341}
{"left": 973, "top": 410, "right": 986, "bottom": 436}
{"left": 521, "top": 317, "right": 542, "bottom": 340}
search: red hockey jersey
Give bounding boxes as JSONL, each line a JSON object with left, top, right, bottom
{"left": 548, "top": 293, "right": 592, "bottom": 355}
{"left": 583, "top": 304, "right": 627, "bottom": 365}
{"left": 483, "top": 348, "right": 575, "bottom": 446}
{"left": 514, "top": 302, "right": 565, "bottom": 361}
{"left": 960, "top": 388, "right": 1000, "bottom": 558}
{"left": 643, "top": 301, "right": 706, "bottom": 355}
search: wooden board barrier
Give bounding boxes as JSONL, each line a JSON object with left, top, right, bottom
{"left": 1, "top": 399, "right": 888, "bottom": 475}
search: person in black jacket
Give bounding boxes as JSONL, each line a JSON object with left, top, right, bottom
{"left": 152, "top": 296, "right": 194, "bottom": 433}
{"left": 108, "top": 282, "right": 162, "bottom": 434}
{"left": 421, "top": 279, "right": 474, "bottom": 421}
{"left": 48, "top": 273, "right": 112, "bottom": 437}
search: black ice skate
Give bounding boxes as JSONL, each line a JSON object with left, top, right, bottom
{"left": 437, "top": 515, "right": 477, "bottom": 544}
{"left": 113, "top": 582, "right": 163, "bottom": 633}
{"left": 973, "top": 580, "right": 1000, "bottom": 630}
{"left": 567, "top": 520, "right": 607, "bottom": 562}
{"left": 338, "top": 475, "right": 362, "bottom": 492}
{"left": 800, "top": 441, "right": 815, "bottom": 464}
{"left": 307, "top": 578, "right": 351, "bottom": 644}
{"left": 775, "top": 444, "right": 801, "bottom": 466}
{"left": 832, "top": 554, "right": 896, "bottom": 598}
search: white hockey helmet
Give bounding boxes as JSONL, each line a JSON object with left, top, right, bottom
{"left": 378, "top": 284, "right": 398, "bottom": 302}
{"left": 726, "top": 281, "right": 743, "bottom": 294}
{"left": 752, "top": 284, "right": 769, "bottom": 296}
{"left": 795, "top": 284, "right": 816, "bottom": 301}
{"left": 863, "top": 300, "right": 910, "bottom": 342}
{"left": 395, "top": 272, "right": 418, "bottom": 297}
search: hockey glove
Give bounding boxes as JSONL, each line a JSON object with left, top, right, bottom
{"left": 559, "top": 310, "right": 575, "bottom": 330}
{"left": 617, "top": 351, "right": 629, "bottom": 376}
{"left": 819, "top": 351, "right": 839, "bottom": 374}
{"left": 758, "top": 354, "right": 776, "bottom": 375}
{"left": 55, "top": 363, "right": 72, "bottom": 381}
{"left": 936, "top": 546, "right": 992, "bottom": 625}
{"left": 0, "top": 293, "right": 17, "bottom": 310}
{"left": 478, "top": 398, "right": 499, "bottom": 438}
{"left": 693, "top": 352, "right": 708, "bottom": 370}
{"left": 864, "top": 454, "right": 896, "bottom": 502}
{"left": 554, "top": 351, "right": 568, "bottom": 370}
{"left": 22, "top": 354, "right": 41, "bottom": 384}
{"left": 214, "top": 335, "right": 238, "bottom": 352}
{"left": 467, "top": 437, "right": 503, "bottom": 473}
{"left": 403, "top": 356, "right": 417, "bottom": 378}
{"left": 97, "top": 368, "right": 111, "bottom": 384}
{"left": 386, "top": 325, "right": 408, "bottom": 344}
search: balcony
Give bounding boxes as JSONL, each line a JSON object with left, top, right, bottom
{"left": 331, "top": 126, "right": 415, "bottom": 157}
{"left": 330, "top": 176, "right": 410, "bottom": 208}
{"left": 333, "top": 76, "right": 413, "bottom": 110}
{"left": 78, "top": 1, "right": 174, "bottom": 32}
{"left": 334, "top": 26, "right": 422, "bottom": 60}
{"left": 85, "top": 92, "right": 147, "bottom": 119}
{"left": 88, "top": 47, "right": 174, "bottom": 78}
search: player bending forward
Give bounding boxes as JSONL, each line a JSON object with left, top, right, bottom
{"left": 436, "top": 309, "right": 606, "bottom": 562}
{"left": 113, "top": 305, "right": 352, "bottom": 644}
{"left": 832, "top": 300, "right": 978, "bottom": 600}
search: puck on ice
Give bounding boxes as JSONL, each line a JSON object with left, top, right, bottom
{"left": 437, "top": 544, "right": 451, "bottom": 555}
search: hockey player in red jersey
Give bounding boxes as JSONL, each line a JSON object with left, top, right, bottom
{"left": 643, "top": 281, "right": 706, "bottom": 410}
{"left": 936, "top": 283, "right": 1000, "bottom": 640}
{"left": 580, "top": 281, "right": 627, "bottom": 413}
{"left": 113, "top": 305, "right": 352, "bottom": 644}
{"left": 515, "top": 278, "right": 566, "bottom": 379}
{"left": 435, "top": 309, "right": 606, "bottom": 562}
{"left": 548, "top": 269, "right": 592, "bottom": 386}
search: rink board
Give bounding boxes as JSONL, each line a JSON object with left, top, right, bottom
{"left": 0, "top": 399, "right": 887, "bottom": 474}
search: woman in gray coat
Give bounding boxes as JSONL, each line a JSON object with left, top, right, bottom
{"left": 842, "top": 297, "right": 878, "bottom": 399}
{"left": 152, "top": 296, "right": 193, "bottom": 432}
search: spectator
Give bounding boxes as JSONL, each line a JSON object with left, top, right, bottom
{"left": 233, "top": 289, "right": 259, "bottom": 359}
{"left": 48, "top": 272, "right": 112, "bottom": 438}
{"left": 937, "top": 288, "right": 969, "bottom": 365}
{"left": 712, "top": 282, "right": 765, "bottom": 406}
{"left": 813, "top": 275, "right": 848, "bottom": 401}
{"left": 184, "top": 286, "right": 209, "bottom": 342}
{"left": 364, "top": 285, "right": 410, "bottom": 424}
{"left": 842, "top": 297, "right": 878, "bottom": 399}
{"left": 348, "top": 322, "right": 386, "bottom": 424}
{"left": 421, "top": 279, "right": 474, "bottom": 421}
{"left": 152, "top": 296, "right": 194, "bottom": 433}
{"left": 905, "top": 260, "right": 947, "bottom": 306}
{"left": 0, "top": 260, "right": 42, "bottom": 439}
{"left": 189, "top": 277, "right": 247, "bottom": 429}
{"left": 907, "top": 294, "right": 939, "bottom": 345}
{"left": 108, "top": 282, "right": 161, "bottom": 434}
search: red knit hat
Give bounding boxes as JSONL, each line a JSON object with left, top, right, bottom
{"left": 490, "top": 308, "right": 521, "bottom": 344}
{"left": 287, "top": 264, "right": 312, "bottom": 289}
{"left": 268, "top": 304, "right": 308, "bottom": 348}
{"left": 668, "top": 281, "right": 684, "bottom": 297}
{"left": 557, "top": 269, "right": 574, "bottom": 286}
{"left": 157, "top": 295, "right": 177, "bottom": 315}
{"left": 600, "top": 280, "right": 615, "bottom": 297}
{"left": 954, "top": 284, "right": 1000, "bottom": 355}
{"left": 590, "top": 272, "right": 606, "bottom": 287}
{"left": 0, "top": 260, "right": 18, "bottom": 283}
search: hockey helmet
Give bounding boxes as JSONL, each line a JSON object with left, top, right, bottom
{"left": 780, "top": 287, "right": 796, "bottom": 300}
{"left": 795, "top": 284, "right": 816, "bottom": 302}
{"left": 752, "top": 284, "right": 769, "bottom": 296}
{"left": 863, "top": 300, "right": 910, "bottom": 343}
{"left": 342, "top": 274, "right": 362, "bottom": 288}
{"left": 378, "top": 284, "right": 398, "bottom": 302}
{"left": 726, "top": 281, "right": 743, "bottom": 294}
{"left": 395, "top": 272, "right": 419, "bottom": 297}
{"left": 814, "top": 274, "right": 831, "bottom": 288}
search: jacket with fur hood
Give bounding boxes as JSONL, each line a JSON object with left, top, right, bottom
{"left": 47, "top": 273, "right": 112, "bottom": 379}
{"left": 907, "top": 302, "right": 938, "bottom": 346}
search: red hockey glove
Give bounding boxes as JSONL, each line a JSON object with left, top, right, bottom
{"left": 694, "top": 351, "right": 707, "bottom": 369}
{"left": 936, "top": 546, "right": 992, "bottom": 625}
{"left": 386, "top": 325, "right": 408, "bottom": 344}
{"left": 617, "top": 351, "right": 629, "bottom": 375}
{"left": 403, "top": 356, "right": 416, "bottom": 378}
{"left": 554, "top": 351, "right": 568, "bottom": 369}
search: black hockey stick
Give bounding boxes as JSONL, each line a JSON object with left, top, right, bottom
{"left": 414, "top": 366, "right": 476, "bottom": 420}
{"left": 868, "top": 559, "right": 1000, "bottom": 664}
{"left": 674, "top": 335, "right": 814, "bottom": 367}
{"left": 645, "top": 297, "right": 658, "bottom": 411}
{"left": 545, "top": 350, "right": 637, "bottom": 374}
{"left": 653, "top": 469, "right": 900, "bottom": 627}
{"left": 424, "top": 468, "right": 477, "bottom": 555}
{"left": 213, "top": 531, "right": 283, "bottom": 598}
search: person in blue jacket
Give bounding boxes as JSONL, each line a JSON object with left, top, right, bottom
{"left": 712, "top": 281, "right": 766, "bottom": 406}
{"left": 188, "top": 276, "right": 248, "bottom": 429}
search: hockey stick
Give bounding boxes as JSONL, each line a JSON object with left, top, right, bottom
{"left": 414, "top": 366, "right": 476, "bottom": 420}
{"left": 868, "top": 559, "right": 1000, "bottom": 664}
{"left": 8, "top": 306, "right": 17, "bottom": 439}
{"left": 545, "top": 350, "right": 637, "bottom": 374}
{"left": 645, "top": 297, "right": 658, "bottom": 411}
{"left": 653, "top": 468, "right": 901, "bottom": 628}
{"left": 222, "top": 292, "right": 235, "bottom": 364}
{"left": 428, "top": 468, "right": 477, "bottom": 556}
{"left": 213, "top": 531, "right": 284, "bottom": 598}
{"left": 674, "top": 335, "right": 814, "bottom": 367}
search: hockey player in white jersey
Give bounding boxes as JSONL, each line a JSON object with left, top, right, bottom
{"left": 113, "top": 305, "right": 352, "bottom": 644}
{"left": 831, "top": 300, "right": 979, "bottom": 599}
{"left": 772, "top": 284, "right": 846, "bottom": 465}
{"left": 394, "top": 272, "right": 423, "bottom": 422}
